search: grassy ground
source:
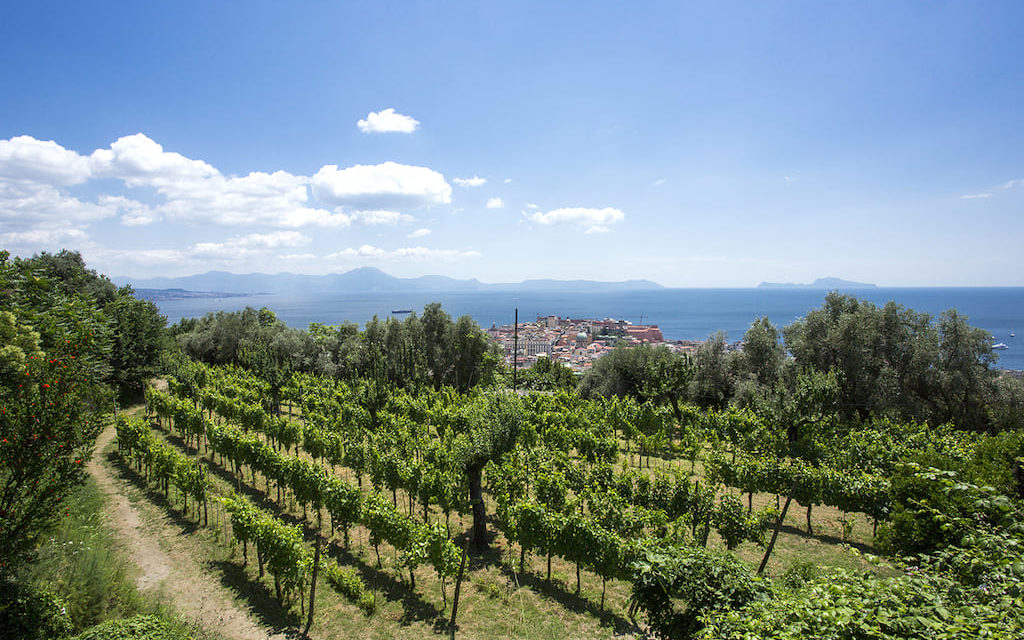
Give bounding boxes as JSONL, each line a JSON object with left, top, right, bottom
{"left": 16, "top": 471, "right": 215, "bottom": 639}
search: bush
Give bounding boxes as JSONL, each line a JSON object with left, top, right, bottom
{"left": 628, "top": 545, "right": 765, "bottom": 639}
{"left": 0, "top": 579, "right": 74, "bottom": 640}
{"left": 71, "top": 615, "right": 193, "bottom": 640}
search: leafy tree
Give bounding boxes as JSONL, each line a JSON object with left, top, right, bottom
{"left": 422, "top": 303, "right": 453, "bottom": 390}
{"left": 738, "top": 316, "right": 784, "bottom": 388}
{"left": 104, "top": 287, "right": 167, "bottom": 392}
{"left": 690, "top": 331, "right": 735, "bottom": 409}
{"left": 454, "top": 395, "right": 523, "bottom": 549}
{"left": 0, "top": 301, "right": 110, "bottom": 571}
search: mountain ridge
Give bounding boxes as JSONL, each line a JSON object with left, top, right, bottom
{"left": 113, "top": 266, "right": 665, "bottom": 294}
{"left": 757, "top": 276, "right": 877, "bottom": 289}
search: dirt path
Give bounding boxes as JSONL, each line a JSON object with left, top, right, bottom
{"left": 89, "top": 425, "right": 288, "bottom": 640}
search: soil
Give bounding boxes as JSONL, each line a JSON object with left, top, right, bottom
{"left": 88, "top": 424, "right": 288, "bottom": 640}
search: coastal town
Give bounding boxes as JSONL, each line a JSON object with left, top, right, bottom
{"left": 487, "top": 314, "right": 707, "bottom": 373}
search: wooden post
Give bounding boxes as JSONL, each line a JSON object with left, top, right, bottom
{"left": 304, "top": 535, "right": 322, "bottom": 637}
{"left": 449, "top": 540, "right": 470, "bottom": 640}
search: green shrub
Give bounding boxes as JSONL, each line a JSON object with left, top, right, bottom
{"left": 0, "top": 579, "right": 74, "bottom": 640}
{"left": 71, "top": 615, "right": 193, "bottom": 640}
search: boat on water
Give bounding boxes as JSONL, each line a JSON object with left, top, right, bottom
{"left": 993, "top": 342, "right": 1009, "bottom": 350}
{"left": 392, "top": 309, "right": 413, "bottom": 314}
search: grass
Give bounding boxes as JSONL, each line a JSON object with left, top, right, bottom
{"left": 16, "top": 474, "right": 216, "bottom": 639}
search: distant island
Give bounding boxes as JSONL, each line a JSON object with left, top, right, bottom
{"left": 115, "top": 267, "right": 664, "bottom": 295}
{"left": 757, "top": 276, "right": 877, "bottom": 289}
{"left": 131, "top": 288, "right": 256, "bottom": 302}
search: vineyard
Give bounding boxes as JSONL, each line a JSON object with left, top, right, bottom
{"left": 97, "top": 356, "right": 1024, "bottom": 639}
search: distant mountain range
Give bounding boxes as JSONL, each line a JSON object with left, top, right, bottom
{"left": 114, "top": 267, "right": 665, "bottom": 294}
{"left": 757, "top": 276, "right": 877, "bottom": 289}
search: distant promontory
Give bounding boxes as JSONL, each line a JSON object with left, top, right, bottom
{"left": 757, "top": 277, "right": 877, "bottom": 289}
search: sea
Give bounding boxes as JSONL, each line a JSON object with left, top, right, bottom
{"left": 153, "top": 288, "right": 1024, "bottom": 371}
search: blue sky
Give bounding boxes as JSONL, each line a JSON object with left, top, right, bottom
{"left": 1, "top": 1, "right": 1022, "bottom": 286}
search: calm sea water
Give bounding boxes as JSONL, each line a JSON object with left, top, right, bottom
{"left": 154, "top": 288, "right": 1024, "bottom": 370}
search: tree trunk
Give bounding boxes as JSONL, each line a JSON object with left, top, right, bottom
{"left": 759, "top": 483, "right": 796, "bottom": 574}
{"left": 468, "top": 464, "right": 487, "bottom": 549}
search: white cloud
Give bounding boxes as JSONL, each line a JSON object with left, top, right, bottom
{"left": 326, "top": 245, "right": 479, "bottom": 261}
{"left": 652, "top": 178, "right": 667, "bottom": 187}
{"left": 526, "top": 206, "right": 625, "bottom": 233}
{"left": 356, "top": 108, "right": 420, "bottom": 134}
{"left": 486, "top": 197, "right": 504, "bottom": 209}
{"left": 453, "top": 176, "right": 486, "bottom": 187}
{"left": 189, "top": 231, "right": 310, "bottom": 259}
{"left": 89, "top": 133, "right": 218, "bottom": 188}
{"left": 503, "top": 178, "right": 512, "bottom": 184}
{"left": 408, "top": 228, "right": 431, "bottom": 238}
{"left": 525, "top": 203, "right": 539, "bottom": 209}
{"left": 99, "top": 195, "right": 159, "bottom": 226}
{"left": 0, "top": 226, "right": 89, "bottom": 246}
{"left": 393, "top": 247, "right": 481, "bottom": 260}
{"left": 312, "top": 161, "right": 451, "bottom": 210}
{"left": 279, "top": 252, "right": 317, "bottom": 261}
{"left": 350, "top": 210, "right": 414, "bottom": 226}
{"left": 326, "top": 244, "right": 387, "bottom": 259}
{"left": 961, "top": 193, "right": 991, "bottom": 200}
{"left": 1001, "top": 178, "right": 1024, "bottom": 189}
{"left": 0, "top": 180, "right": 119, "bottom": 228}
{"left": 0, "top": 135, "right": 92, "bottom": 185}
{"left": 0, "top": 134, "right": 454, "bottom": 234}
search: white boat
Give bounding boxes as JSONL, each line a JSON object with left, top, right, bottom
{"left": 993, "top": 342, "right": 1009, "bottom": 350}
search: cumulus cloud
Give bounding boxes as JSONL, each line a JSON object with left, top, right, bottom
{"left": 326, "top": 245, "right": 480, "bottom": 261}
{"left": 503, "top": 178, "right": 512, "bottom": 184}
{"left": 0, "top": 180, "right": 119, "bottom": 229}
{"left": 357, "top": 108, "right": 420, "bottom": 134}
{"left": 189, "top": 231, "right": 310, "bottom": 259}
{"left": 89, "top": 133, "right": 218, "bottom": 188}
{"left": 0, "top": 133, "right": 459, "bottom": 241}
{"left": 0, "top": 135, "right": 92, "bottom": 185}
{"left": 98, "top": 195, "right": 160, "bottom": 226}
{"left": 526, "top": 206, "right": 625, "bottom": 233}
{"left": 453, "top": 176, "right": 486, "bottom": 187}
{"left": 485, "top": 197, "right": 504, "bottom": 209}
{"left": 326, "top": 244, "right": 386, "bottom": 259}
{"left": 525, "top": 203, "right": 539, "bottom": 209}
{"left": 312, "top": 161, "right": 451, "bottom": 210}
{"left": 407, "top": 228, "right": 431, "bottom": 238}
{"left": 350, "top": 210, "right": 414, "bottom": 226}
{"left": 0, "top": 226, "right": 89, "bottom": 246}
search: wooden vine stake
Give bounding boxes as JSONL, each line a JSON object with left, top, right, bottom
{"left": 304, "top": 535, "right": 322, "bottom": 638}
{"left": 449, "top": 540, "right": 470, "bottom": 640}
